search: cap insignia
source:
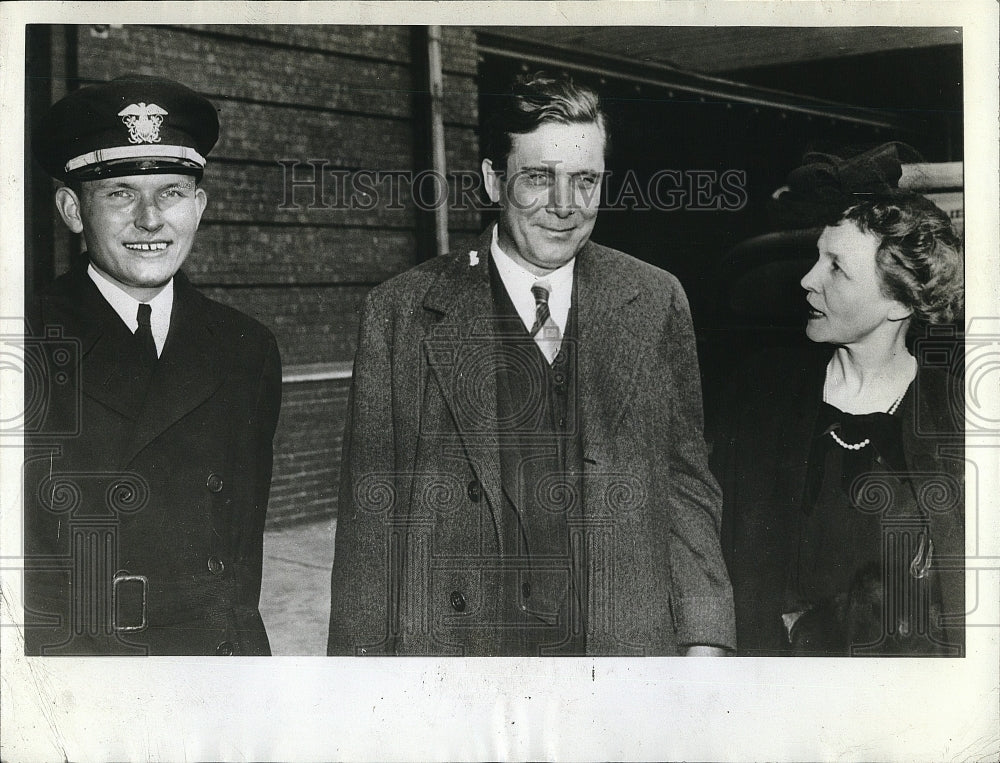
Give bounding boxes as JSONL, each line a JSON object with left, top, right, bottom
{"left": 117, "top": 102, "right": 168, "bottom": 144}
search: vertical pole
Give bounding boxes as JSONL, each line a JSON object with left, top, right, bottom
{"left": 426, "top": 26, "right": 449, "bottom": 257}
{"left": 25, "top": 25, "right": 54, "bottom": 298}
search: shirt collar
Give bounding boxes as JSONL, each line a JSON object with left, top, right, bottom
{"left": 490, "top": 224, "right": 575, "bottom": 334}
{"left": 87, "top": 263, "right": 173, "bottom": 356}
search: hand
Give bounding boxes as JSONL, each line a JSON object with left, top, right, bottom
{"left": 684, "top": 645, "right": 729, "bottom": 656}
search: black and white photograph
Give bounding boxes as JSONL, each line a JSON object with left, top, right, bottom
{"left": 2, "top": 2, "right": 998, "bottom": 760}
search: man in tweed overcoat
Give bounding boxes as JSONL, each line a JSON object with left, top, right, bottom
{"left": 327, "top": 73, "right": 734, "bottom": 656}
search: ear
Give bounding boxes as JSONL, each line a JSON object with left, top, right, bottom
{"left": 194, "top": 186, "right": 208, "bottom": 225}
{"left": 887, "top": 300, "right": 913, "bottom": 322}
{"left": 54, "top": 186, "right": 85, "bottom": 234}
{"left": 481, "top": 158, "right": 502, "bottom": 204}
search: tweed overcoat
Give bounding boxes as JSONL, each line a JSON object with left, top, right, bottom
{"left": 714, "top": 345, "right": 965, "bottom": 656}
{"left": 23, "top": 265, "right": 281, "bottom": 656}
{"left": 327, "top": 226, "right": 736, "bottom": 656}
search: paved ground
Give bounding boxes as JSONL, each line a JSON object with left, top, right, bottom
{"left": 259, "top": 517, "right": 336, "bottom": 655}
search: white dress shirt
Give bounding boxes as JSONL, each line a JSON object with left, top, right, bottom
{"left": 88, "top": 264, "right": 173, "bottom": 357}
{"left": 490, "top": 225, "right": 575, "bottom": 335}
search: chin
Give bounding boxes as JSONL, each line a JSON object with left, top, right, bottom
{"left": 804, "top": 325, "right": 830, "bottom": 344}
{"left": 543, "top": 242, "right": 581, "bottom": 265}
{"left": 129, "top": 270, "right": 176, "bottom": 289}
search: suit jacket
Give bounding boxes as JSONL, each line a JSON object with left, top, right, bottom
{"left": 23, "top": 265, "right": 281, "bottom": 656}
{"left": 714, "top": 345, "right": 965, "bottom": 656}
{"left": 327, "top": 226, "right": 735, "bottom": 656}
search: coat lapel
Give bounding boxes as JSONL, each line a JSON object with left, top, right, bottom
{"left": 42, "top": 268, "right": 149, "bottom": 424}
{"left": 573, "top": 243, "right": 645, "bottom": 466}
{"left": 421, "top": 228, "right": 504, "bottom": 513}
{"left": 122, "top": 274, "right": 225, "bottom": 464}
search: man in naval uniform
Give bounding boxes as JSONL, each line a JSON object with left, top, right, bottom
{"left": 327, "top": 72, "right": 735, "bottom": 656}
{"left": 23, "top": 75, "right": 281, "bottom": 655}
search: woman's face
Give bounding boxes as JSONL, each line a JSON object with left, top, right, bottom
{"left": 800, "top": 221, "right": 910, "bottom": 346}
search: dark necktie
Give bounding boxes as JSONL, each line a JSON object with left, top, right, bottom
{"left": 135, "top": 303, "right": 158, "bottom": 365}
{"left": 529, "top": 282, "right": 561, "bottom": 364}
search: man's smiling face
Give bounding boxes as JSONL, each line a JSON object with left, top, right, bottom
{"left": 482, "top": 121, "right": 605, "bottom": 276}
{"left": 59, "top": 173, "right": 207, "bottom": 301}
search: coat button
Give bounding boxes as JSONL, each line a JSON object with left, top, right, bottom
{"left": 450, "top": 590, "right": 466, "bottom": 612}
{"left": 207, "top": 556, "right": 225, "bottom": 574}
{"left": 467, "top": 479, "right": 482, "bottom": 503}
{"left": 521, "top": 581, "right": 531, "bottom": 599}
{"left": 216, "top": 641, "right": 234, "bottom": 656}
{"left": 206, "top": 473, "right": 224, "bottom": 493}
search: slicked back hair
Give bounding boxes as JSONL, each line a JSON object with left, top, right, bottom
{"left": 482, "top": 71, "right": 608, "bottom": 170}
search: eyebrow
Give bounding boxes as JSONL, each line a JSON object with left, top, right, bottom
{"left": 516, "top": 164, "right": 603, "bottom": 176}
{"left": 823, "top": 250, "right": 849, "bottom": 271}
{"left": 816, "top": 239, "right": 841, "bottom": 260}
{"left": 105, "top": 180, "right": 194, "bottom": 191}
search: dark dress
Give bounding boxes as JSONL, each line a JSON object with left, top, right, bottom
{"left": 714, "top": 346, "right": 964, "bottom": 657}
{"left": 791, "top": 401, "right": 907, "bottom": 607}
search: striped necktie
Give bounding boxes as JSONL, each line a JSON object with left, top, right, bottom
{"left": 529, "top": 281, "right": 562, "bottom": 364}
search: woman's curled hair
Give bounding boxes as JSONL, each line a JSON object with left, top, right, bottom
{"left": 842, "top": 191, "right": 964, "bottom": 328}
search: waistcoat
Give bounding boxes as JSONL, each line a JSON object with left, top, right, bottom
{"left": 489, "top": 257, "right": 587, "bottom": 655}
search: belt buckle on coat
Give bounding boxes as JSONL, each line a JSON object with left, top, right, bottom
{"left": 112, "top": 571, "right": 148, "bottom": 632}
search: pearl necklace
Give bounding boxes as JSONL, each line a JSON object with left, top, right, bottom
{"left": 828, "top": 429, "right": 870, "bottom": 451}
{"left": 827, "top": 387, "right": 907, "bottom": 451}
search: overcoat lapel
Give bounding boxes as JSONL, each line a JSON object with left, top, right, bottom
{"left": 123, "top": 274, "right": 225, "bottom": 464}
{"left": 43, "top": 269, "right": 149, "bottom": 425}
{"left": 421, "top": 228, "right": 504, "bottom": 516}
{"left": 573, "top": 242, "right": 645, "bottom": 466}
{"left": 41, "top": 269, "right": 225, "bottom": 466}
{"left": 419, "top": 233, "right": 666, "bottom": 534}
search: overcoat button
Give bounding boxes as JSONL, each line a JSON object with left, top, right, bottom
{"left": 521, "top": 581, "right": 531, "bottom": 599}
{"left": 216, "top": 641, "right": 234, "bottom": 656}
{"left": 450, "top": 590, "right": 466, "bottom": 612}
{"left": 206, "top": 473, "right": 224, "bottom": 492}
{"left": 208, "top": 556, "right": 225, "bottom": 574}
{"left": 467, "top": 480, "right": 482, "bottom": 503}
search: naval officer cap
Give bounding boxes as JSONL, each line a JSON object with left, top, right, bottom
{"left": 35, "top": 74, "right": 219, "bottom": 182}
